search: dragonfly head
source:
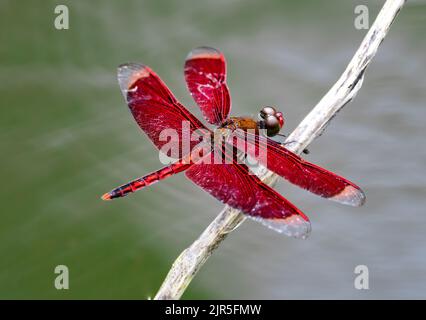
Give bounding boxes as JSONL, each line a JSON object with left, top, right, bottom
{"left": 258, "top": 106, "right": 285, "bottom": 137}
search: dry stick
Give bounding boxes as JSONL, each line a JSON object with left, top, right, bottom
{"left": 154, "top": 0, "right": 406, "bottom": 300}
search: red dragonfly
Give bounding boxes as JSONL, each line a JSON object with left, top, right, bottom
{"left": 102, "top": 46, "right": 365, "bottom": 239}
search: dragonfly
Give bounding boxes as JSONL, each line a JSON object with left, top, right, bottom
{"left": 102, "top": 46, "right": 365, "bottom": 239}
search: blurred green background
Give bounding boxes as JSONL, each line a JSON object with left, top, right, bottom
{"left": 1, "top": 0, "right": 425, "bottom": 299}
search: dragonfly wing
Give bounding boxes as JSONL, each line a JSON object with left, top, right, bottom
{"left": 184, "top": 46, "right": 231, "bottom": 125}
{"left": 232, "top": 130, "right": 365, "bottom": 207}
{"left": 185, "top": 150, "right": 311, "bottom": 239}
{"left": 118, "top": 63, "right": 210, "bottom": 156}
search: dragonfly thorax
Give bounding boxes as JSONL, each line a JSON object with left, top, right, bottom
{"left": 220, "top": 106, "right": 285, "bottom": 137}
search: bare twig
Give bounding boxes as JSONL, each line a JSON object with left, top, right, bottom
{"left": 154, "top": 0, "right": 406, "bottom": 300}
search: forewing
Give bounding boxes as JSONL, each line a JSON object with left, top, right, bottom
{"left": 184, "top": 47, "right": 231, "bottom": 125}
{"left": 185, "top": 151, "right": 311, "bottom": 239}
{"left": 118, "top": 63, "right": 209, "bottom": 156}
{"left": 233, "top": 130, "right": 365, "bottom": 207}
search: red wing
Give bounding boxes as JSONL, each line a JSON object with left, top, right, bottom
{"left": 232, "top": 130, "right": 365, "bottom": 207}
{"left": 117, "top": 63, "right": 210, "bottom": 156}
{"left": 184, "top": 47, "right": 231, "bottom": 125}
{"left": 185, "top": 149, "right": 311, "bottom": 239}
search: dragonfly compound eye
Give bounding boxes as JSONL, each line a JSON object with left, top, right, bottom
{"left": 275, "top": 111, "right": 285, "bottom": 128}
{"left": 259, "top": 106, "right": 277, "bottom": 119}
{"left": 264, "top": 115, "right": 281, "bottom": 137}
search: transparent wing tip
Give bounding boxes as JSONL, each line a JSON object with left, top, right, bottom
{"left": 117, "top": 63, "right": 149, "bottom": 99}
{"left": 330, "top": 185, "right": 366, "bottom": 207}
{"left": 186, "top": 46, "right": 222, "bottom": 61}
{"left": 248, "top": 215, "right": 312, "bottom": 239}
